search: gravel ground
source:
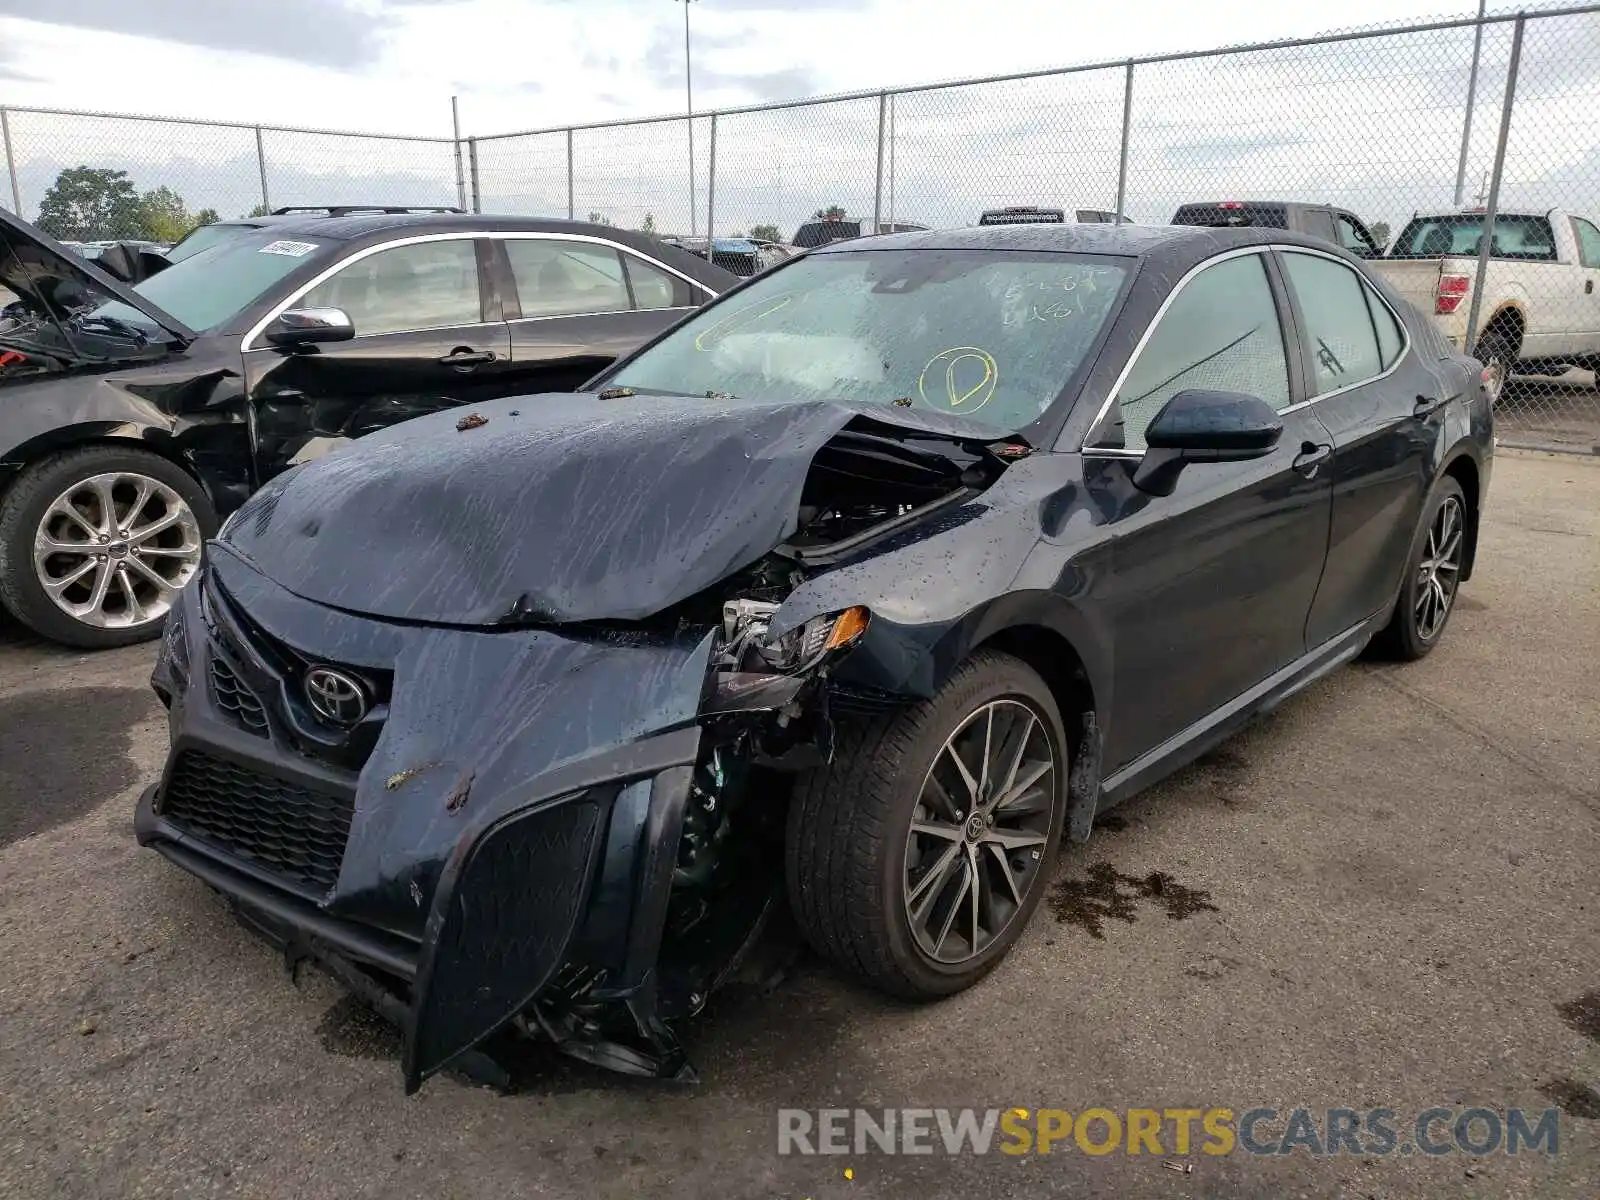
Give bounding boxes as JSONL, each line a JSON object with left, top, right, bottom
{"left": 0, "top": 448, "right": 1596, "bottom": 1199}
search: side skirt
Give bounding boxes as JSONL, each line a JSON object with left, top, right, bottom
{"left": 1095, "top": 614, "right": 1385, "bottom": 811}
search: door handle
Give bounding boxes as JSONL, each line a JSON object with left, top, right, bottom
{"left": 438, "top": 348, "right": 497, "bottom": 369}
{"left": 1414, "top": 392, "right": 1458, "bottom": 416}
{"left": 1292, "top": 441, "right": 1333, "bottom": 476}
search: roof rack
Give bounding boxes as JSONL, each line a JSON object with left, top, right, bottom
{"left": 268, "top": 206, "right": 466, "bottom": 216}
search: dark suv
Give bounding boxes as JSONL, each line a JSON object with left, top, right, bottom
{"left": 0, "top": 209, "right": 733, "bottom": 648}
{"left": 790, "top": 217, "right": 928, "bottom": 248}
{"left": 1171, "top": 201, "right": 1386, "bottom": 258}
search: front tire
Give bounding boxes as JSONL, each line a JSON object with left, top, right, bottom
{"left": 1372, "top": 476, "right": 1467, "bottom": 662}
{"left": 786, "top": 651, "right": 1067, "bottom": 999}
{"left": 0, "top": 445, "right": 215, "bottom": 649}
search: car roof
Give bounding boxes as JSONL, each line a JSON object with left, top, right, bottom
{"left": 808, "top": 222, "right": 1363, "bottom": 274}
{"left": 222, "top": 212, "right": 738, "bottom": 290}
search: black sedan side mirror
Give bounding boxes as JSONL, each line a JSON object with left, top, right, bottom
{"left": 1132, "top": 389, "right": 1284, "bottom": 496}
{"left": 265, "top": 307, "right": 355, "bottom": 348}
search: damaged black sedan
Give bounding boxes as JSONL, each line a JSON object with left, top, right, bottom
{"left": 138, "top": 224, "right": 1493, "bottom": 1091}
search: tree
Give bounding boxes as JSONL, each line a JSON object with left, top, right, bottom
{"left": 138, "top": 185, "right": 191, "bottom": 243}
{"left": 586, "top": 211, "right": 613, "bottom": 226}
{"left": 749, "top": 223, "right": 781, "bottom": 243}
{"left": 193, "top": 208, "right": 220, "bottom": 227}
{"left": 1370, "top": 221, "right": 1391, "bottom": 250}
{"left": 35, "top": 166, "right": 144, "bottom": 241}
{"left": 245, "top": 203, "right": 272, "bottom": 218}
{"left": 639, "top": 212, "right": 658, "bottom": 235}
{"left": 813, "top": 205, "right": 846, "bottom": 221}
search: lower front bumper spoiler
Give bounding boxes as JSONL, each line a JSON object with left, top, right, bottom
{"left": 136, "top": 784, "right": 421, "bottom": 980}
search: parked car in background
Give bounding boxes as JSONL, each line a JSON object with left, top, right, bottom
{"left": 978, "top": 206, "right": 1127, "bottom": 225}
{"left": 1171, "top": 201, "right": 1384, "bottom": 259}
{"left": 791, "top": 216, "right": 928, "bottom": 247}
{"left": 138, "top": 222, "right": 1490, "bottom": 1093}
{"left": 1370, "top": 207, "right": 1600, "bottom": 397}
{"left": 0, "top": 209, "right": 733, "bottom": 648}
{"left": 662, "top": 236, "right": 775, "bottom": 277}
{"left": 164, "top": 206, "right": 465, "bottom": 263}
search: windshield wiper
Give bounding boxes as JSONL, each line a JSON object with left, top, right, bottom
{"left": 73, "top": 313, "right": 153, "bottom": 344}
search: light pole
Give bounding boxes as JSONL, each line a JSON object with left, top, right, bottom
{"left": 677, "top": 0, "right": 698, "bottom": 237}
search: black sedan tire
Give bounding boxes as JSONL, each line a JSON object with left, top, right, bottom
{"left": 1372, "top": 475, "right": 1468, "bottom": 662}
{"left": 0, "top": 445, "right": 216, "bottom": 649}
{"left": 786, "top": 650, "right": 1068, "bottom": 999}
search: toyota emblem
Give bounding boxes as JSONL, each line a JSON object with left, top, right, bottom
{"left": 304, "top": 666, "right": 368, "bottom": 726}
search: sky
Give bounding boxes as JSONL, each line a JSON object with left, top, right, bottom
{"left": 0, "top": 0, "right": 1518, "bottom": 136}
{"left": 0, "top": 0, "right": 1595, "bottom": 241}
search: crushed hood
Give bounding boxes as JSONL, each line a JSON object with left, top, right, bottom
{"left": 0, "top": 208, "right": 193, "bottom": 340}
{"left": 218, "top": 391, "right": 1008, "bottom": 627}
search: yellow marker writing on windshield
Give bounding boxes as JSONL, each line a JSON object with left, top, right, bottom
{"left": 693, "top": 295, "right": 793, "bottom": 352}
{"left": 917, "top": 346, "right": 998, "bottom": 414}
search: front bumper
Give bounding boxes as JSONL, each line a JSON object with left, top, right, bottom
{"left": 138, "top": 566, "right": 722, "bottom": 1089}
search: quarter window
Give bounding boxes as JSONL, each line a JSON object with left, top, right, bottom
{"left": 1104, "top": 253, "right": 1290, "bottom": 453}
{"left": 300, "top": 239, "right": 481, "bottom": 336}
{"left": 506, "top": 239, "right": 632, "bottom": 318}
{"left": 1365, "top": 283, "right": 1405, "bottom": 369}
{"left": 1281, "top": 252, "right": 1383, "bottom": 394}
{"left": 623, "top": 254, "right": 690, "bottom": 310}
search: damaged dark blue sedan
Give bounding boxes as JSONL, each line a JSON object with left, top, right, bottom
{"left": 137, "top": 224, "right": 1493, "bottom": 1091}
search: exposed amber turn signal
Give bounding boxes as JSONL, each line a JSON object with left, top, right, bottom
{"left": 824, "top": 606, "right": 871, "bottom": 651}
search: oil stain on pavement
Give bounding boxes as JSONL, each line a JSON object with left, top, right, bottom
{"left": 317, "top": 994, "right": 403, "bottom": 1060}
{"left": 1556, "top": 990, "right": 1600, "bottom": 1043}
{"left": 0, "top": 686, "right": 156, "bottom": 849}
{"left": 1048, "top": 862, "right": 1218, "bottom": 939}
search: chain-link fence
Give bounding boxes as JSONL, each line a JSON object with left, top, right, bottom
{"left": 2, "top": 6, "right": 1598, "bottom": 450}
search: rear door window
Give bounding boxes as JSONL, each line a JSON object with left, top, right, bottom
{"left": 1571, "top": 217, "right": 1600, "bottom": 268}
{"left": 623, "top": 254, "right": 694, "bottom": 309}
{"left": 1281, "top": 251, "right": 1383, "bottom": 393}
{"left": 505, "top": 239, "right": 633, "bottom": 318}
{"left": 1106, "top": 252, "right": 1291, "bottom": 452}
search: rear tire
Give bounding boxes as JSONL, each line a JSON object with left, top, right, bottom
{"left": 1371, "top": 476, "right": 1467, "bottom": 662}
{"left": 0, "top": 445, "right": 215, "bottom": 649}
{"left": 1473, "top": 327, "right": 1517, "bottom": 404}
{"left": 786, "top": 651, "right": 1067, "bottom": 999}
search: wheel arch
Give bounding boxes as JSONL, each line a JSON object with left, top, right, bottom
{"left": 0, "top": 423, "right": 219, "bottom": 512}
{"left": 1440, "top": 447, "right": 1483, "bottom": 582}
{"left": 1477, "top": 302, "right": 1526, "bottom": 355}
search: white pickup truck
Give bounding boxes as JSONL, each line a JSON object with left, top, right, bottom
{"left": 1369, "top": 208, "right": 1600, "bottom": 395}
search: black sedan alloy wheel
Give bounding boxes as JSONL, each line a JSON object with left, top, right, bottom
{"left": 904, "top": 698, "right": 1057, "bottom": 964}
{"left": 787, "top": 651, "right": 1068, "bottom": 999}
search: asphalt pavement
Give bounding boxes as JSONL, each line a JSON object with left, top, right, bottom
{"left": 0, "top": 448, "right": 1596, "bottom": 1199}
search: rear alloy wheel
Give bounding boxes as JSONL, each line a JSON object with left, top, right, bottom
{"left": 1475, "top": 330, "right": 1516, "bottom": 403}
{"left": 1372, "top": 475, "right": 1467, "bottom": 662}
{"left": 0, "top": 446, "right": 215, "bottom": 649}
{"left": 786, "top": 651, "right": 1067, "bottom": 999}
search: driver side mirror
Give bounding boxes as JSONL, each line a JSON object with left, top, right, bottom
{"left": 265, "top": 307, "right": 354, "bottom": 348}
{"left": 1132, "top": 389, "right": 1283, "bottom": 497}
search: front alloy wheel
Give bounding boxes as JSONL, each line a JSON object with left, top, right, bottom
{"left": 786, "top": 650, "right": 1068, "bottom": 999}
{"left": 33, "top": 472, "right": 203, "bottom": 630}
{"left": 904, "top": 699, "right": 1057, "bottom": 964}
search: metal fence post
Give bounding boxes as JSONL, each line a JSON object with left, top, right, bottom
{"left": 566, "top": 128, "right": 574, "bottom": 219}
{"left": 0, "top": 108, "right": 20, "bottom": 215}
{"left": 1463, "top": 13, "right": 1524, "bottom": 353}
{"left": 705, "top": 113, "right": 717, "bottom": 240}
{"left": 467, "top": 137, "right": 481, "bottom": 214}
{"left": 1115, "top": 61, "right": 1134, "bottom": 225}
{"left": 451, "top": 96, "right": 466, "bottom": 212}
{"left": 254, "top": 125, "right": 270, "bottom": 212}
{"left": 887, "top": 93, "right": 896, "bottom": 228}
{"left": 871, "top": 91, "right": 887, "bottom": 234}
{"left": 1452, "top": 0, "right": 1488, "bottom": 206}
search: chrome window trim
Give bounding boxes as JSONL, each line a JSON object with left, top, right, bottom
{"left": 1080, "top": 242, "right": 1414, "bottom": 457}
{"left": 241, "top": 231, "right": 715, "bottom": 352}
{"left": 1078, "top": 246, "right": 1274, "bottom": 455}
{"left": 507, "top": 305, "right": 695, "bottom": 326}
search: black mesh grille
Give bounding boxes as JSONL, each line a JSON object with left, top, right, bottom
{"left": 158, "top": 750, "right": 354, "bottom": 894}
{"left": 209, "top": 657, "right": 269, "bottom": 737}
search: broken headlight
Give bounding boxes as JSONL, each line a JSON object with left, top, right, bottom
{"left": 721, "top": 601, "right": 870, "bottom": 672}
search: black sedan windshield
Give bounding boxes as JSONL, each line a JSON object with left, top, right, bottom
{"left": 91, "top": 232, "right": 335, "bottom": 334}
{"left": 607, "top": 249, "right": 1129, "bottom": 432}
